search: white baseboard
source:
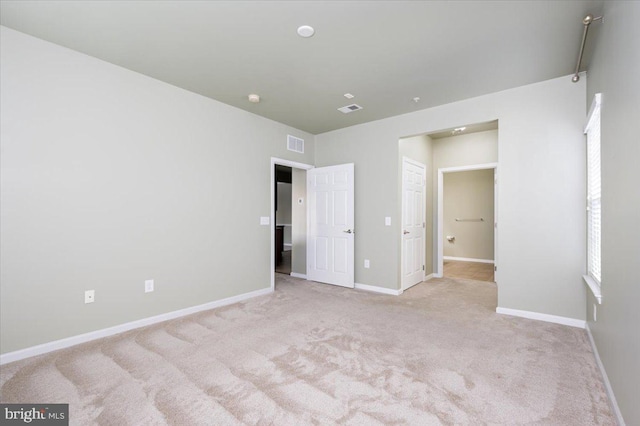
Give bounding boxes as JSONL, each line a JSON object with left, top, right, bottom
{"left": 586, "top": 324, "right": 626, "bottom": 426}
{"left": 398, "top": 275, "right": 434, "bottom": 293}
{"left": 355, "top": 283, "right": 402, "bottom": 296}
{"left": 290, "top": 272, "right": 307, "bottom": 279}
{"left": 496, "top": 307, "right": 586, "bottom": 329}
{"left": 0, "top": 287, "right": 273, "bottom": 365}
{"left": 402, "top": 281, "right": 420, "bottom": 291}
{"left": 444, "top": 256, "right": 494, "bottom": 264}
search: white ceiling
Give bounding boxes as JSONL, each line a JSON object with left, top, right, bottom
{"left": 0, "top": 1, "right": 604, "bottom": 134}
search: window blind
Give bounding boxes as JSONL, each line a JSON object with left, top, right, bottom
{"left": 585, "top": 94, "right": 602, "bottom": 284}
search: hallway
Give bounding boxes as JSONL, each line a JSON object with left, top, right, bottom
{"left": 443, "top": 260, "right": 494, "bottom": 282}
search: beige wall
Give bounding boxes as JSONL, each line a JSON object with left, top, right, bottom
{"left": 443, "top": 170, "right": 494, "bottom": 260}
{"left": 0, "top": 27, "right": 314, "bottom": 354}
{"left": 276, "top": 183, "right": 292, "bottom": 226}
{"left": 276, "top": 182, "right": 292, "bottom": 247}
{"left": 585, "top": 2, "right": 640, "bottom": 425}
{"left": 316, "top": 75, "right": 587, "bottom": 323}
{"left": 432, "top": 129, "right": 498, "bottom": 170}
{"left": 291, "top": 169, "right": 307, "bottom": 275}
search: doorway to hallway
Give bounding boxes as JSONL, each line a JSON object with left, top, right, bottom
{"left": 439, "top": 166, "right": 497, "bottom": 282}
{"left": 270, "top": 158, "right": 313, "bottom": 291}
{"left": 275, "top": 165, "right": 293, "bottom": 275}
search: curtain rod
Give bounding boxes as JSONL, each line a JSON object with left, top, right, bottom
{"left": 572, "top": 14, "right": 603, "bottom": 83}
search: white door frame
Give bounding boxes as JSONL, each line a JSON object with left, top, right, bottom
{"left": 436, "top": 162, "right": 498, "bottom": 280}
{"left": 401, "top": 157, "right": 427, "bottom": 291}
{"left": 270, "top": 157, "right": 314, "bottom": 291}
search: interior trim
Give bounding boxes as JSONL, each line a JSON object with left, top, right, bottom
{"left": 496, "top": 307, "right": 586, "bottom": 329}
{"left": 583, "top": 274, "right": 603, "bottom": 304}
{"left": 443, "top": 256, "right": 494, "bottom": 264}
{"left": 355, "top": 283, "right": 402, "bottom": 296}
{"left": 586, "top": 323, "right": 626, "bottom": 426}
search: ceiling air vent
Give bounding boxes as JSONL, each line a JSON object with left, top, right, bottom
{"left": 338, "top": 104, "right": 363, "bottom": 114}
{"left": 287, "top": 135, "right": 304, "bottom": 153}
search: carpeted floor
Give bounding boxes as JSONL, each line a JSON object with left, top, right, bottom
{"left": 0, "top": 275, "right": 614, "bottom": 425}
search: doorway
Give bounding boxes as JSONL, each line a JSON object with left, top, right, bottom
{"left": 270, "top": 158, "right": 313, "bottom": 291}
{"left": 437, "top": 164, "right": 498, "bottom": 282}
{"left": 399, "top": 120, "right": 498, "bottom": 289}
{"left": 270, "top": 158, "right": 356, "bottom": 291}
{"left": 275, "top": 165, "right": 293, "bottom": 275}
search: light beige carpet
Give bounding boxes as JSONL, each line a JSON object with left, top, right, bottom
{"left": 1, "top": 275, "right": 614, "bottom": 425}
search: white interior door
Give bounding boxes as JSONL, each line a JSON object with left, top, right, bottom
{"left": 307, "top": 164, "right": 354, "bottom": 288}
{"left": 402, "top": 158, "right": 426, "bottom": 290}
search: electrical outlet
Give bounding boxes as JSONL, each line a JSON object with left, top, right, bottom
{"left": 85, "top": 290, "right": 95, "bottom": 304}
{"left": 593, "top": 303, "right": 597, "bottom": 322}
{"left": 145, "top": 279, "right": 154, "bottom": 293}
{"left": 364, "top": 259, "right": 370, "bottom": 268}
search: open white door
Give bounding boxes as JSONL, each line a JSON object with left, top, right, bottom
{"left": 307, "top": 163, "right": 355, "bottom": 288}
{"left": 401, "top": 158, "right": 426, "bottom": 290}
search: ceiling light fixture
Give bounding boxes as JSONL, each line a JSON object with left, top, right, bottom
{"left": 297, "top": 25, "right": 315, "bottom": 38}
{"left": 248, "top": 94, "right": 260, "bottom": 103}
{"left": 451, "top": 126, "right": 467, "bottom": 135}
{"left": 344, "top": 93, "right": 354, "bottom": 99}
{"left": 413, "top": 97, "right": 420, "bottom": 103}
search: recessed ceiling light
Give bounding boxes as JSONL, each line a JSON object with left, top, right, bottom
{"left": 297, "top": 25, "right": 315, "bottom": 38}
{"left": 248, "top": 94, "right": 260, "bottom": 103}
{"left": 344, "top": 93, "right": 354, "bottom": 99}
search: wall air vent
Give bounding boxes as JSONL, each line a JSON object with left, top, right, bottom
{"left": 338, "top": 104, "right": 363, "bottom": 114}
{"left": 287, "top": 135, "right": 304, "bottom": 153}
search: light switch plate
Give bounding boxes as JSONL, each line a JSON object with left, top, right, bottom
{"left": 364, "top": 259, "right": 370, "bottom": 268}
{"left": 145, "top": 279, "right": 154, "bottom": 293}
{"left": 385, "top": 217, "right": 391, "bottom": 226}
{"left": 260, "top": 216, "right": 270, "bottom": 225}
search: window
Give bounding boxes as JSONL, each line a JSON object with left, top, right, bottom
{"left": 584, "top": 93, "right": 602, "bottom": 303}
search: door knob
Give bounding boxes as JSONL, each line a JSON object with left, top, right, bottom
{"left": 343, "top": 229, "right": 353, "bottom": 234}
{"left": 403, "top": 230, "right": 410, "bottom": 234}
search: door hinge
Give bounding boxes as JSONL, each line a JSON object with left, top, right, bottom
{"left": 422, "top": 265, "right": 425, "bottom": 271}
{"left": 423, "top": 222, "right": 425, "bottom": 228}
{"left": 494, "top": 265, "right": 497, "bottom": 272}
